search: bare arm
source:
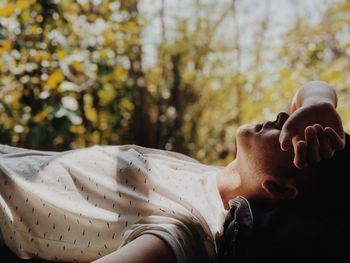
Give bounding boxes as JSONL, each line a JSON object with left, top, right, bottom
{"left": 92, "top": 234, "right": 177, "bottom": 263}
{"left": 281, "top": 81, "right": 345, "bottom": 168}
{"left": 288, "top": 80, "right": 337, "bottom": 113}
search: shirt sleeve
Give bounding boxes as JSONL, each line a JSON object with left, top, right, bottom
{"left": 119, "top": 216, "right": 217, "bottom": 263}
{"left": 0, "top": 144, "right": 28, "bottom": 155}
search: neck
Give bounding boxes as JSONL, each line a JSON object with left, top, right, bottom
{"left": 216, "top": 160, "right": 242, "bottom": 210}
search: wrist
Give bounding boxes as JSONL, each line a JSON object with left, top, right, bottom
{"left": 300, "top": 97, "right": 336, "bottom": 108}
{"left": 296, "top": 81, "right": 337, "bottom": 109}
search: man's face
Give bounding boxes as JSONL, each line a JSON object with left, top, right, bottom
{"left": 235, "top": 112, "right": 295, "bottom": 178}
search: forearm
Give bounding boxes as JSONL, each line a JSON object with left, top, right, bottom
{"left": 289, "top": 81, "right": 337, "bottom": 113}
{"left": 92, "top": 234, "right": 176, "bottom": 263}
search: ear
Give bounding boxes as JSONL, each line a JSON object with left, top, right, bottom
{"left": 262, "top": 179, "right": 299, "bottom": 201}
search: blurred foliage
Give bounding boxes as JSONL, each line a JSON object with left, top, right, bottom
{"left": 0, "top": 0, "right": 350, "bottom": 165}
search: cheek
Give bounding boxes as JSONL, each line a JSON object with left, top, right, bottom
{"left": 258, "top": 133, "right": 281, "bottom": 153}
{"left": 237, "top": 128, "right": 280, "bottom": 154}
{"left": 256, "top": 133, "right": 284, "bottom": 158}
{"left": 256, "top": 136, "right": 294, "bottom": 171}
{"left": 239, "top": 131, "right": 294, "bottom": 174}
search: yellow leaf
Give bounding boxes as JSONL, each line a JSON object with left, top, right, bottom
{"left": 33, "top": 109, "right": 50, "bottom": 123}
{"left": 69, "top": 60, "right": 85, "bottom": 76}
{"left": 46, "top": 69, "right": 64, "bottom": 90}
{"left": 0, "top": 40, "right": 12, "bottom": 54}
{"left": 87, "top": 13, "right": 97, "bottom": 22}
{"left": 104, "top": 28, "right": 117, "bottom": 46}
{"left": 85, "top": 107, "right": 98, "bottom": 123}
{"left": 36, "top": 15, "right": 43, "bottom": 23}
{"left": 31, "top": 25, "right": 42, "bottom": 34}
{"left": 113, "top": 67, "right": 127, "bottom": 82}
{"left": 69, "top": 125, "right": 85, "bottom": 134}
{"left": 320, "top": 70, "right": 344, "bottom": 83}
{"left": 16, "top": 0, "right": 30, "bottom": 9}
{"left": 0, "top": 4, "right": 16, "bottom": 17}
{"left": 100, "top": 49, "right": 109, "bottom": 59}
{"left": 33, "top": 51, "right": 51, "bottom": 61}
{"left": 98, "top": 84, "right": 116, "bottom": 105}
{"left": 120, "top": 98, "right": 134, "bottom": 111}
{"left": 91, "top": 131, "right": 100, "bottom": 144}
{"left": 0, "top": 0, "right": 30, "bottom": 17}
{"left": 20, "top": 9, "right": 30, "bottom": 23}
{"left": 56, "top": 50, "right": 66, "bottom": 59}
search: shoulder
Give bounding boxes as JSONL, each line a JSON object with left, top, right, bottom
{"left": 122, "top": 216, "right": 216, "bottom": 263}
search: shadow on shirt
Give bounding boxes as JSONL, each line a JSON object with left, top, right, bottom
{"left": 0, "top": 245, "right": 50, "bottom": 262}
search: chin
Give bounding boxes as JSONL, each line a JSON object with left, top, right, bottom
{"left": 236, "top": 124, "right": 256, "bottom": 149}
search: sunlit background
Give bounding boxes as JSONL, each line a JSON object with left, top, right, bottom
{"left": 1, "top": 0, "right": 349, "bottom": 165}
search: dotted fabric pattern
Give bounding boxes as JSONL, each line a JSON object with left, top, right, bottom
{"left": 0, "top": 144, "right": 226, "bottom": 262}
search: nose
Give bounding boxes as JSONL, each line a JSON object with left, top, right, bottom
{"left": 275, "top": 112, "right": 289, "bottom": 128}
{"left": 262, "top": 120, "right": 275, "bottom": 129}
{"left": 262, "top": 112, "right": 289, "bottom": 130}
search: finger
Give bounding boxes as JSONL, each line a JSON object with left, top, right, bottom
{"left": 279, "top": 108, "right": 313, "bottom": 151}
{"left": 294, "top": 140, "right": 308, "bottom": 169}
{"left": 324, "top": 127, "right": 346, "bottom": 151}
{"left": 316, "top": 127, "right": 334, "bottom": 159}
{"left": 279, "top": 132, "right": 292, "bottom": 151}
{"left": 291, "top": 134, "right": 302, "bottom": 158}
{"left": 279, "top": 113, "right": 298, "bottom": 151}
{"left": 313, "top": 123, "right": 323, "bottom": 133}
{"left": 305, "top": 126, "right": 321, "bottom": 164}
{"left": 279, "top": 123, "right": 297, "bottom": 151}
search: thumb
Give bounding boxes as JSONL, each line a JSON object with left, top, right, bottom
{"left": 279, "top": 132, "right": 292, "bottom": 151}
{"left": 279, "top": 125, "right": 295, "bottom": 151}
{"left": 279, "top": 115, "right": 299, "bottom": 151}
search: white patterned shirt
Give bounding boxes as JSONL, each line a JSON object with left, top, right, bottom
{"left": 0, "top": 144, "right": 227, "bottom": 262}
